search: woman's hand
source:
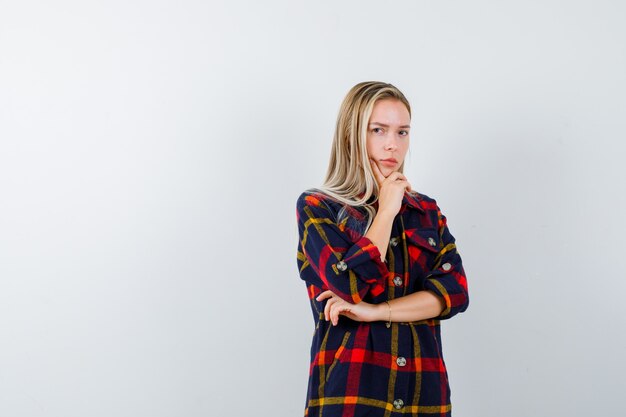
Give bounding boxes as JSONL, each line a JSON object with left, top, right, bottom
{"left": 316, "top": 290, "right": 381, "bottom": 326}
{"left": 370, "top": 158, "right": 412, "bottom": 218}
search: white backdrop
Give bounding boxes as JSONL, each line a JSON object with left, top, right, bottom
{"left": 1, "top": 1, "right": 625, "bottom": 416}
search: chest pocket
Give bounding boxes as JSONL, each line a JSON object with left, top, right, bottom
{"left": 404, "top": 228, "right": 440, "bottom": 271}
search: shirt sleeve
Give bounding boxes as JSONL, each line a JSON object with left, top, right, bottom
{"left": 296, "top": 192, "right": 389, "bottom": 304}
{"left": 422, "top": 203, "right": 470, "bottom": 320}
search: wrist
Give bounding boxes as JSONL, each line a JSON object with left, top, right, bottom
{"left": 375, "top": 301, "right": 390, "bottom": 323}
{"left": 375, "top": 209, "right": 396, "bottom": 223}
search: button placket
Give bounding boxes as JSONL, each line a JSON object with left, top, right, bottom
{"left": 386, "top": 217, "right": 408, "bottom": 319}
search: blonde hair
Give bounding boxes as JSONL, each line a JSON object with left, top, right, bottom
{"left": 311, "top": 81, "right": 412, "bottom": 232}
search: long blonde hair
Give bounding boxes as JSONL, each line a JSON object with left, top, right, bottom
{"left": 311, "top": 81, "right": 412, "bottom": 232}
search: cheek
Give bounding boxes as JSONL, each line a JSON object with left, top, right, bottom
{"left": 400, "top": 141, "right": 410, "bottom": 155}
{"left": 365, "top": 138, "right": 375, "bottom": 156}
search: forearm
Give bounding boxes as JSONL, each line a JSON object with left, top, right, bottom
{"left": 375, "top": 290, "right": 446, "bottom": 323}
{"left": 364, "top": 210, "right": 395, "bottom": 262}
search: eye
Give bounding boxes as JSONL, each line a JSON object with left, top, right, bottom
{"left": 372, "top": 127, "right": 384, "bottom": 134}
{"left": 399, "top": 130, "right": 409, "bottom": 136}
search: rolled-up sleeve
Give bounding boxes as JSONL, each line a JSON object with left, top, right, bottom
{"left": 296, "top": 192, "right": 389, "bottom": 304}
{"left": 423, "top": 203, "right": 470, "bottom": 320}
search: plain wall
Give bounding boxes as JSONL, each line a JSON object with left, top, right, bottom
{"left": 1, "top": 1, "right": 625, "bottom": 416}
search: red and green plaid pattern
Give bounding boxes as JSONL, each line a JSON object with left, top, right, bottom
{"left": 296, "top": 189, "right": 469, "bottom": 417}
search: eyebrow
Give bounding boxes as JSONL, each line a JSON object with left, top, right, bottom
{"left": 369, "top": 122, "right": 411, "bottom": 128}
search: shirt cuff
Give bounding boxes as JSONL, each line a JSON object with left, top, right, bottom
{"left": 330, "top": 236, "right": 388, "bottom": 297}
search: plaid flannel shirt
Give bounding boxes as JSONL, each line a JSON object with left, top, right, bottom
{"left": 296, "top": 189, "right": 469, "bottom": 417}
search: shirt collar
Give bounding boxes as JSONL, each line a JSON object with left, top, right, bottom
{"left": 401, "top": 191, "right": 425, "bottom": 213}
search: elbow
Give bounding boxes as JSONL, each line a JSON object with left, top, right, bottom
{"left": 427, "top": 282, "right": 468, "bottom": 321}
{"left": 458, "top": 290, "right": 470, "bottom": 314}
{"left": 442, "top": 290, "right": 469, "bottom": 320}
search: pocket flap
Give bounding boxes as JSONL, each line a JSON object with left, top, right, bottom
{"left": 404, "top": 228, "right": 440, "bottom": 253}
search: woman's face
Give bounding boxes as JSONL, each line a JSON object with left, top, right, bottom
{"left": 366, "top": 98, "right": 411, "bottom": 177}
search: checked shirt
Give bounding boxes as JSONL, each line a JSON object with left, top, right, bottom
{"left": 295, "top": 189, "right": 469, "bottom": 417}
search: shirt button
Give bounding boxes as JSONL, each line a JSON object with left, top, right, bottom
{"left": 396, "top": 356, "right": 406, "bottom": 367}
{"left": 390, "top": 237, "right": 399, "bottom": 247}
{"left": 393, "top": 399, "right": 404, "bottom": 409}
{"left": 428, "top": 237, "right": 437, "bottom": 247}
{"left": 442, "top": 262, "right": 452, "bottom": 271}
{"left": 336, "top": 260, "right": 348, "bottom": 271}
{"left": 393, "top": 276, "right": 403, "bottom": 286}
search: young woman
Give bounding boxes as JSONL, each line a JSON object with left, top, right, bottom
{"left": 295, "top": 81, "right": 470, "bottom": 417}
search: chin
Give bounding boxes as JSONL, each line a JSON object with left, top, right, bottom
{"left": 381, "top": 166, "right": 396, "bottom": 176}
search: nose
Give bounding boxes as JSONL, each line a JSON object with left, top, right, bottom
{"left": 384, "top": 135, "right": 398, "bottom": 151}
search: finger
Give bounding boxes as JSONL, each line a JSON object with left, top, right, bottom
{"left": 327, "top": 301, "right": 336, "bottom": 324}
{"left": 369, "top": 158, "right": 386, "bottom": 185}
{"left": 388, "top": 171, "right": 405, "bottom": 180}
{"left": 324, "top": 297, "right": 332, "bottom": 321}
{"left": 316, "top": 290, "right": 333, "bottom": 302}
{"left": 369, "top": 158, "right": 383, "bottom": 183}
{"left": 330, "top": 301, "right": 344, "bottom": 325}
{"left": 332, "top": 303, "right": 350, "bottom": 326}
{"left": 390, "top": 178, "right": 407, "bottom": 188}
{"left": 331, "top": 303, "right": 341, "bottom": 326}
{"left": 328, "top": 298, "right": 342, "bottom": 323}
{"left": 325, "top": 296, "right": 339, "bottom": 321}
{"left": 393, "top": 176, "right": 411, "bottom": 192}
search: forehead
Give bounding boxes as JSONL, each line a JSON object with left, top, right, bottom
{"left": 369, "top": 99, "right": 410, "bottom": 125}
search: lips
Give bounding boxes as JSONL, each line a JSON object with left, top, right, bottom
{"left": 380, "top": 158, "right": 398, "bottom": 167}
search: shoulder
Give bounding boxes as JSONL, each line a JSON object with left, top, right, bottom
{"left": 296, "top": 188, "right": 367, "bottom": 223}
{"left": 412, "top": 189, "right": 434, "bottom": 203}
{"left": 296, "top": 188, "right": 340, "bottom": 214}
{"left": 297, "top": 188, "right": 343, "bottom": 209}
{"left": 408, "top": 189, "right": 440, "bottom": 210}
{"left": 297, "top": 188, "right": 331, "bottom": 207}
{"left": 407, "top": 190, "right": 447, "bottom": 227}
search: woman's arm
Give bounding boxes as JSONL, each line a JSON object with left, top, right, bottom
{"left": 297, "top": 192, "right": 391, "bottom": 304}
{"left": 317, "top": 289, "right": 446, "bottom": 326}
{"left": 365, "top": 159, "right": 410, "bottom": 262}
{"left": 378, "top": 290, "right": 446, "bottom": 323}
{"left": 364, "top": 209, "right": 395, "bottom": 262}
